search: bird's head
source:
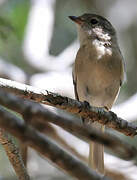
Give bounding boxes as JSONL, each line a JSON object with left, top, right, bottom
{"left": 69, "top": 14, "right": 116, "bottom": 46}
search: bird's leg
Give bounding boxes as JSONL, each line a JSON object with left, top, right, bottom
{"left": 81, "top": 101, "right": 91, "bottom": 124}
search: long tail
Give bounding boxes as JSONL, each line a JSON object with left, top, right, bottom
{"left": 89, "top": 123, "right": 104, "bottom": 174}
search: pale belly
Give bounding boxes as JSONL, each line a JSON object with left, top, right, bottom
{"left": 76, "top": 61, "right": 121, "bottom": 109}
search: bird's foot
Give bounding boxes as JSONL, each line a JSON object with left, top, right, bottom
{"left": 103, "top": 106, "right": 109, "bottom": 111}
{"left": 83, "top": 100, "right": 90, "bottom": 108}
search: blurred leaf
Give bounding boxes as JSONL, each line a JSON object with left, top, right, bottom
{"left": 9, "top": 0, "right": 30, "bottom": 41}
{"left": 0, "top": 16, "right": 14, "bottom": 40}
{"left": 0, "top": 0, "right": 37, "bottom": 74}
{"left": 0, "top": 0, "right": 30, "bottom": 41}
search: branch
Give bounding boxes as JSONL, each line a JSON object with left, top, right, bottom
{"left": 0, "top": 129, "right": 30, "bottom": 180}
{"left": 0, "top": 78, "right": 136, "bottom": 137}
{"left": 0, "top": 89, "right": 136, "bottom": 161}
{"left": 31, "top": 121, "right": 87, "bottom": 162}
{"left": 20, "top": 143, "right": 28, "bottom": 167}
{"left": 0, "top": 105, "right": 111, "bottom": 180}
{"left": 0, "top": 88, "right": 87, "bottom": 162}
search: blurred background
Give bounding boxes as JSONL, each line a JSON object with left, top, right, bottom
{"left": 0, "top": 0, "right": 137, "bottom": 179}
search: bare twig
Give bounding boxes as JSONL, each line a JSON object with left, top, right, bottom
{"left": 0, "top": 89, "right": 136, "bottom": 161}
{"left": 0, "top": 105, "right": 111, "bottom": 180}
{"left": 20, "top": 143, "right": 28, "bottom": 166}
{"left": 0, "top": 77, "right": 136, "bottom": 137}
{"left": 0, "top": 129, "right": 30, "bottom": 180}
{"left": 32, "top": 121, "right": 87, "bottom": 162}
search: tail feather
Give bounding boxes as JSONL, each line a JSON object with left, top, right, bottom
{"left": 89, "top": 124, "right": 104, "bottom": 174}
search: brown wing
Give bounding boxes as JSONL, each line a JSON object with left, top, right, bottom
{"left": 119, "top": 49, "right": 126, "bottom": 86}
{"left": 72, "top": 72, "right": 79, "bottom": 101}
{"left": 120, "top": 60, "right": 126, "bottom": 86}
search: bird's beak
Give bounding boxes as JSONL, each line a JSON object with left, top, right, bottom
{"left": 69, "top": 16, "right": 83, "bottom": 25}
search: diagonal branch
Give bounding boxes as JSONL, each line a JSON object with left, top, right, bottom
{"left": 0, "top": 89, "right": 136, "bottom": 161}
{"left": 0, "top": 129, "right": 30, "bottom": 180}
{"left": 0, "top": 78, "right": 136, "bottom": 137}
{"left": 0, "top": 105, "right": 111, "bottom": 180}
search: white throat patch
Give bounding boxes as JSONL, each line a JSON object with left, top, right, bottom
{"left": 93, "top": 27, "right": 111, "bottom": 41}
{"left": 92, "top": 39, "right": 112, "bottom": 60}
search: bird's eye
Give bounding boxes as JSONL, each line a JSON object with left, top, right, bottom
{"left": 90, "top": 18, "right": 98, "bottom": 25}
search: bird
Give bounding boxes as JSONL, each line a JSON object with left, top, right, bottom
{"left": 69, "top": 13, "right": 125, "bottom": 174}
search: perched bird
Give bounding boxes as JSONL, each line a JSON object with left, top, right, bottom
{"left": 69, "top": 14, "right": 125, "bottom": 174}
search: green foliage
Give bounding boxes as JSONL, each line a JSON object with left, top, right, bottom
{"left": 8, "top": 0, "right": 30, "bottom": 41}
{"left": 0, "top": 17, "right": 13, "bottom": 40}
{"left": 0, "top": 0, "right": 30, "bottom": 41}
{"left": 0, "top": 0, "right": 36, "bottom": 73}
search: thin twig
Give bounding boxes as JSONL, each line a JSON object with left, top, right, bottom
{"left": 0, "top": 129, "right": 30, "bottom": 180}
{"left": 20, "top": 143, "right": 28, "bottom": 167}
{"left": 0, "top": 77, "right": 136, "bottom": 137}
{"left": 0, "top": 105, "right": 111, "bottom": 180}
{"left": 0, "top": 89, "right": 136, "bottom": 161}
